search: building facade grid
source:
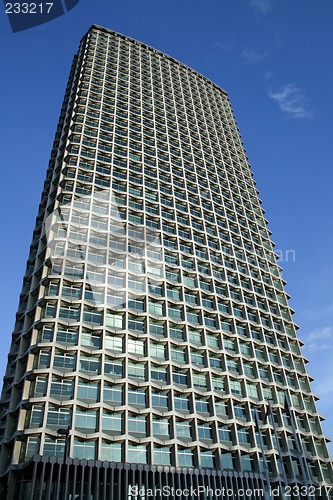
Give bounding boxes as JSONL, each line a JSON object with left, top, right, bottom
{"left": 0, "top": 25, "right": 332, "bottom": 499}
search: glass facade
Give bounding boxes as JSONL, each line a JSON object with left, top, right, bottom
{"left": 0, "top": 24, "right": 332, "bottom": 500}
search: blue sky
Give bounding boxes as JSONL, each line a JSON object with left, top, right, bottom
{"left": 0, "top": 0, "right": 332, "bottom": 452}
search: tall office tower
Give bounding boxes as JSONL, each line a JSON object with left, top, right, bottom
{"left": 0, "top": 25, "right": 332, "bottom": 500}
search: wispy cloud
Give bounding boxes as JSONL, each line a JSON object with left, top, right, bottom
{"left": 314, "top": 373, "right": 333, "bottom": 396}
{"left": 302, "top": 327, "right": 333, "bottom": 353}
{"left": 242, "top": 47, "right": 275, "bottom": 64}
{"left": 214, "top": 39, "right": 236, "bottom": 52}
{"left": 268, "top": 83, "right": 313, "bottom": 119}
{"left": 248, "top": 0, "right": 272, "bottom": 14}
{"left": 299, "top": 303, "right": 333, "bottom": 322}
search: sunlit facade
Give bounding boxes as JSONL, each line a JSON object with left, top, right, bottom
{"left": 0, "top": 25, "right": 332, "bottom": 499}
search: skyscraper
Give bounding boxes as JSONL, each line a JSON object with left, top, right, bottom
{"left": 0, "top": 24, "right": 332, "bottom": 499}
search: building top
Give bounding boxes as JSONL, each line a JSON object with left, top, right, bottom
{"left": 84, "top": 24, "right": 229, "bottom": 98}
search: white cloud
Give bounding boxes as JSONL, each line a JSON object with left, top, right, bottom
{"left": 248, "top": 0, "right": 272, "bottom": 14}
{"left": 242, "top": 47, "right": 275, "bottom": 64}
{"left": 268, "top": 83, "right": 313, "bottom": 119}
{"left": 315, "top": 374, "right": 333, "bottom": 396}
{"left": 214, "top": 39, "right": 236, "bottom": 52}
{"left": 302, "top": 326, "right": 333, "bottom": 352}
{"left": 299, "top": 303, "right": 333, "bottom": 322}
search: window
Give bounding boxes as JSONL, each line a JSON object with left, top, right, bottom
{"left": 153, "top": 417, "right": 170, "bottom": 436}
{"left": 128, "top": 299, "right": 145, "bottom": 311}
{"left": 53, "top": 352, "right": 76, "bottom": 371}
{"left": 128, "top": 317, "right": 145, "bottom": 332}
{"left": 128, "top": 362, "right": 145, "bottom": 380}
{"left": 128, "top": 444, "right": 147, "bottom": 463}
{"left": 170, "top": 326, "right": 184, "bottom": 340}
{"left": 188, "top": 330, "right": 202, "bottom": 344}
{"left": 187, "top": 311, "right": 200, "bottom": 324}
{"left": 43, "top": 438, "right": 65, "bottom": 458}
{"left": 207, "top": 354, "right": 221, "bottom": 369}
{"left": 127, "top": 415, "right": 146, "bottom": 435}
{"left": 241, "top": 454, "right": 254, "bottom": 471}
{"left": 247, "top": 383, "right": 258, "bottom": 399}
{"left": 105, "top": 358, "right": 123, "bottom": 377}
{"left": 227, "top": 359, "right": 239, "bottom": 373}
{"left": 105, "top": 335, "right": 123, "bottom": 351}
{"left": 154, "top": 446, "right": 171, "bottom": 465}
{"left": 81, "top": 331, "right": 101, "bottom": 349}
{"left": 234, "top": 404, "right": 246, "bottom": 419}
{"left": 152, "top": 391, "right": 169, "bottom": 409}
{"left": 80, "top": 355, "right": 100, "bottom": 374}
{"left": 128, "top": 339, "right": 145, "bottom": 355}
{"left": 200, "top": 450, "right": 215, "bottom": 468}
{"left": 191, "top": 352, "right": 204, "bottom": 365}
{"left": 198, "top": 423, "right": 212, "bottom": 440}
{"left": 73, "top": 439, "right": 95, "bottom": 460}
{"left": 215, "top": 400, "right": 227, "bottom": 416}
{"left": 37, "top": 350, "right": 50, "bottom": 368}
{"left": 77, "top": 381, "right": 99, "bottom": 402}
{"left": 128, "top": 388, "right": 146, "bottom": 405}
{"left": 75, "top": 409, "right": 97, "bottom": 431}
{"left": 238, "top": 428, "right": 250, "bottom": 444}
{"left": 224, "top": 338, "right": 235, "bottom": 351}
{"left": 101, "top": 440, "right": 122, "bottom": 462}
{"left": 212, "top": 377, "right": 225, "bottom": 393}
{"left": 168, "top": 306, "right": 182, "bottom": 320}
{"left": 229, "top": 380, "right": 242, "bottom": 395}
{"left": 221, "top": 452, "right": 234, "bottom": 470}
{"left": 193, "top": 374, "right": 207, "bottom": 389}
{"left": 103, "top": 384, "right": 123, "bottom": 404}
{"left": 102, "top": 411, "right": 122, "bottom": 432}
{"left": 178, "top": 448, "right": 193, "bottom": 467}
{"left": 151, "top": 365, "right": 168, "bottom": 382}
{"left": 171, "top": 347, "right": 186, "bottom": 362}
{"left": 150, "top": 343, "right": 165, "bottom": 359}
{"left": 21, "top": 437, "right": 40, "bottom": 461}
{"left": 149, "top": 301, "right": 163, "bottom": 316}
{"left": 82, "top": 309, "right": 102, "bottom": 325}
{"left": 195, "top": 398, "right": 209, "bottom": 413}
{"left": 173, "top": 371, "right": 188, "bottom": 386}
{"left": 50, "top": 378, "right": 73, "bottom": 398}
{"left": 41, "top": 325, "right": 54, "bottom": 342}
{"left": 106, "top": 313, "right": 123, "bottom": 329}
{"left": 219, "top": 426, "right": 232, "bottom": 442}
{"left": 56, "top": 327, "right": 78, "bottom": 344}
{"left": 176, "top": 420, "right": 191, "bottom": 437}
{"left": 47, "top": 407, "right": 71, "bottom": 428}
{"left": 149, "top": 321, "right": 165, "bottom": 336}
{"left": 29, "top": 405, "right": 44, "bottom": 428}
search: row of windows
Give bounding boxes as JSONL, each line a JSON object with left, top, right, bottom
{"left": 48, "top": 258, "right": 285, "bottom": 316}
{"left": 71, "top": 114, "right": 246, "bottom": 175}
{"left": 45, "top": 278, "right": 290, "bottom": 323}
{"left": 43, "top": 298, "right": 289, "bottom": 332}
{"left": 63, "top": 179, "right": 260, "bottom": 233}
{"left": 21, "top": 433, "right": 255, "bottom": 471}
{"left": 33, "top": 348, "right": 308, "bottom": 407}
{"left": 37, "top": 322, "right": 300, "bottom": 360}
{"left": 45, "top": 271, "right": 286, "bottom": 311}
{"left": 38, "top": 314, "right": 300, "bottom": 362}
{"left": 26, "top": 402, "right": 324, "bottom": 457}
{"left": 65, "top": 149, "right": 255, "bottom": 207}
{"left": 26, "top": 404, "right": 262, "bottom": 443}
{"left": 84, "top": 45, "right": 233, "bottom": 131}
{"left": 58, "top": 190, "right": 267, "bottom": 243}
{"left": 30, "top": 375, "right": 319, "bottom": 433}
{"left": 72, "top": 108, "right": 244, "bottom": 175}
